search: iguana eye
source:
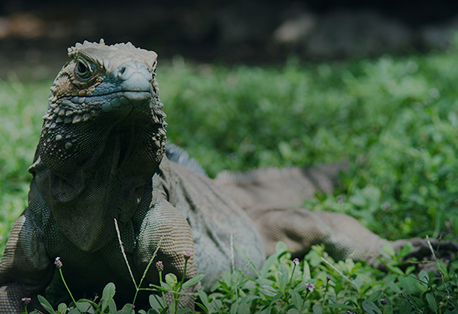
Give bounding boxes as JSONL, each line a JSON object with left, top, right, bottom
{"left": 75, "top": 59, "right": 94, "bottom": 80}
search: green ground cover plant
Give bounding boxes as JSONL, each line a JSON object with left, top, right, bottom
{"left": 1, "top": 46, "right": 458, "bottom": 313}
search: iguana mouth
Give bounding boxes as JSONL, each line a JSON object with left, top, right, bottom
{"left": 100, "top": 90, "right": 153, "bottom": 112}
{"left": 43, "top": 90, "right": 153, "bottom": 126}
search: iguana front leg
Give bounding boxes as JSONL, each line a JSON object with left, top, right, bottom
{"left": 0, "top": 208, "right": 53, "bottom": 313}
{"left": 134, "top": 197, "right": 200, "bottom": 309}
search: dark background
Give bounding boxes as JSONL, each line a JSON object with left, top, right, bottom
{"left": 1, "top": 0, "right": 458, "bottom": 79}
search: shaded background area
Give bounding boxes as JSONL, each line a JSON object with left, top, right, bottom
{"left": 1, "top": 0, "right": 458, "bottom": 79}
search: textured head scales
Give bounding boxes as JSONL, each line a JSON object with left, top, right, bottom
{"left": 68, "top": 40, "right": 158, "bottom": 73}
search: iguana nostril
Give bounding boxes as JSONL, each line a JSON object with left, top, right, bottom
{"left": 116, "top": 66, "right": 127, "bottom": 79}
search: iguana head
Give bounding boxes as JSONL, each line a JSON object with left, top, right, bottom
{"left": 48, "top": 40, "right": 159, "bottom": 116}
{"left": 39, "top": 39, "right": 166, "bottom": 173}
{"left": 31, "top": 40, "right": 167, "bottom": 252}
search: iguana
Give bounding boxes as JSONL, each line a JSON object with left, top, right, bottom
{"left": 0, "top": 40, "right": 456, "bottom": 312}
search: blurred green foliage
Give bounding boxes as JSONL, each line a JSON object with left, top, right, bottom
{"left": 0, "top": 78, "right": 47, "bottom": 246}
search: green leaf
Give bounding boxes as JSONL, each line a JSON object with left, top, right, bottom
{"left": 275, "top": 241, "right": 289, "bottom": 254}
{"left": 418, "top": 270, "right": 429, "bottom": 286}
{"left": 149, "top": 294, "right": 166, "bottom": 310}
{"left": 160, "top": 281, "right": 172, "bottom": 291}
{"left": 334, "top": 282, "right": 344, "bottom": 295}
{"left": 195, "top": 303, "right": 209, "bottom": 314}
{"left": 165, "top": 273, "right": 178, "bottom": 288}
{"left": 277, "top": 249, "right": 294, "bottom": 262}
{"left": 240, "top": 295, "right": 260, "bottom": 304}
{"left": 383, "top": 305, "right": 393, "bottom": 314}
{"left": 425, "top": 293, "right": 438, "bottom": 313}
{"left": 230, "top": 301, "right": 238, "bottom": 314}
{"left": 306, "top": 250, "right": 322, "bottom": 267}
{"left": 260, "top": 253, "right": 279, "bottom": 278}
{"left": 278, "top": 264, "right": 289, "bottom": 287}
{"left": 293, "top": 281, "right": 308, "bottom": 293}
{"left": 101, "top": 282, "right": 116, "bottom": 312}
{"left": 405, "top": 265, "right": 416, "bottom": 276}
{"left": 259, "top": 285, "right": 278, "bottom": 297}
{"left": 327, "top": 303, "right": 355, "bottom": 310}
{"left": 235, "top": 299, "right": 251, "bottom": 313}
{"left": 312, "top": 304, "right": 323, "bottom": 314}
{"left": 367, "top": 289, "right": 383, "bottom": 302}
{"left": 291, "top": 291, "right": 302, "bottom": 310}
{"left": 275, "top": 241, "right": 293, "bottom": 261}
{"left": 37, "top": 295, "right": 55, "bottom": 314}
{"left": 221, "top": 271, "right": 232, "bottom": 286}
{"left": 77, "top": 302, "right": 95, "bottom": 313}
{"left": 398, "top": 241, "right": 413, "bottom": 257}
{"left": 109, "top": 299, "right": 117, "bottom": 313}
{"left": 302, "top": 259, "right": 311, "bottom": 281}
{"left": 196, "top": 289, "right": 211, "bottom": 314}
{"left": 362, "top": 300, "right": 383, "bottom": 314}
{"left": 182, "top": 274, "right": 205, "bottom": 288}
{"left": 381, "top": 242, "right": 396, "bottom": 257}
{"left": 259, "top": 306, "right": 272, "bottom": 314}
{"left": 116, "top": 304, "right": 135, "bottom": 314}
{"left": 386, "top": 265, "right": 405, "bottom": 276}
{"left": 168, "top": 302, "right": 177, "bottom": 313}
{"left": 399, "top": 275, "right": 419, "bottom": 294}
{"left": 57, "top": 303, "right": 67, "bottom": 314}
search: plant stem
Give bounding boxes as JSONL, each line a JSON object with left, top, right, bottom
{"left": 133, "top": 237, "right": 163, "bottom": 305}
{"left": 178, "top": 258, "right": 189, "bottom": 291}
{"left": 158, "top": 269, "right": 167, "bottom": 310}
{"left": 288, "top": 263, "right": 297, "bottom": 287}
{"left": 58, "top": 267, "right": 82, "bottom": 313}
{"left": 174, "top": 258, "right": 189, "bottom": 311}
{"left": 114, "top": 218, "right": 138, "bottom": 290}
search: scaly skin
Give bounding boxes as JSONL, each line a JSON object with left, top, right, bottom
{"left": 0, "top": 40, "right": 265, "bottom": 312}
